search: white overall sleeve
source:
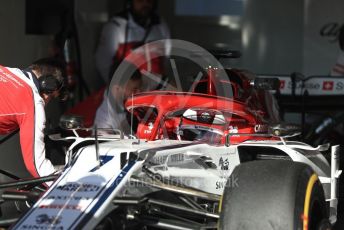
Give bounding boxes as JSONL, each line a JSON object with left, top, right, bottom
{"left": 95, "top": 21, "right": 122, "bottom": 83}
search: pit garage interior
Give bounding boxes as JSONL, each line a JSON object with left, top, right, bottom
{"left": 0, "top": 0, "right": 344, "bottom": 229}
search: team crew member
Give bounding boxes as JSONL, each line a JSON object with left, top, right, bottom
{"left": 95, "top": 0, "right": 170, "bottom": 87}
{"left": 0, "top": 58, "right": 67, "bottom": 178}
{"left": 94, "top": 64, "right": 142, "bottom": 135}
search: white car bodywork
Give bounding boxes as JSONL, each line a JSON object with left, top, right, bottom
{"left": 12, "top": 136, "right": 341, "bottom": 229}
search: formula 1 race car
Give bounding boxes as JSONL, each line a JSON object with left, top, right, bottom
{"left": 0, "top": 57, "right": 341, "bottom": 230}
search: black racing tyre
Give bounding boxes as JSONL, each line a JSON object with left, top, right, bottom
{"left": 218, "top": 160, "right": 330, "bottom": 230}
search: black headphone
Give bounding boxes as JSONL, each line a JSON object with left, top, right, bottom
{"left": 38, "top": 75, "right": 63, "bottom": 94}
{"left": 38, "top": 74, "right": 68, "bottom": 101}
{"left": 22, "top": 68, "right": 64, "bottom": 95}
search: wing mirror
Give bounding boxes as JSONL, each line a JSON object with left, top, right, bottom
{"left": 268, "top": 123, "right": 301, "bottom": 137}
{"left": 251, "top": 78, "right": 280, "bottom": 90}
{"left": 59, "top": 114, "right": 84, "bottom": 130}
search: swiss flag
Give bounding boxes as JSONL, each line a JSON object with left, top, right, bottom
{"left": 323, "top": 81, "right": 334, "bottom": 91}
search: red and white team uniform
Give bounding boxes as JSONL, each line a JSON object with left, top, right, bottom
{"left": 0, "top": 66, "right": 55, "bottom": 178}
{"left": 95, "top": 12, "right": 170, "bottom": 84}
{"left": 94, "top": 12, "right": 170, "bottom": 130}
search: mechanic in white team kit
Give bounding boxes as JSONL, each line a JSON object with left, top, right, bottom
{"left": 0, "top": 58, "right": 67, "bottom": 179}
{"left": 95, "top": 0, "right": 170, "bottom": 88}
{"left": 94, "top": 62, "right": 142, "bottom": 135}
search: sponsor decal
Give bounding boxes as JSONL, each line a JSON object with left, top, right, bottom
{"left": 39, "top": 204, "right": 82, "bottom": 210}
{"left": 152, "top": 153, "right": 185, "bottom": 165}
{"left": 143, "top": 122, "right": 154, "bottom": 134}
{"left": 336, "top": 82, "right": 344, "bottom": 90}
{"left": 216, "top": 180, "right": 226, "bottom": 190}
{"left": 219, "top": 157, "right": 229, "bottom": 170}
{"left": 45, "top": 195, "right": 92, "bottom": 201}
{"left": 0, "top": 76, "right": 8, "bottom": 82}
{"left": 228, "top": 126, "right": 238, "bottom": 134}
{"left": 215, "top": 177, "right": 239, "bottom": 190}
{"left": 152, "top": 155, "right": 168, "bottom": 165}
{"left": 35, "top": 214, "right": 61, "bottom": 225}
{"left": 323, "top": 81, "right": 334, "bottom": 91}
{"left": 254, "top": 124, "right": 268, "bottom": 133}
{"left": 287, "top": 81, "right": 320, "bottom": 90}
{"left": 271, "top": 76, "right": 344, "bottom": 95}
{"left": 21, "top": 214, "right": 63, "bottom": 230}
{"left": 56, "top": 183, "right": 100, "bottom": 192}
{"left": 169, "top": 153, "right": 184, "bottom": 163}
{"left": 22, "top": 225, "right": 63, "bottom": 230}
{"left": 0, "top": 68, "right": 24, "bottom": 87}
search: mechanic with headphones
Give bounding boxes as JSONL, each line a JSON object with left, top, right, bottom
{"left": 95, "top": 0, "right": 170, "bottom": 89}
{"left": 0, "top": 58, "right": 68, "bottom": 179}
